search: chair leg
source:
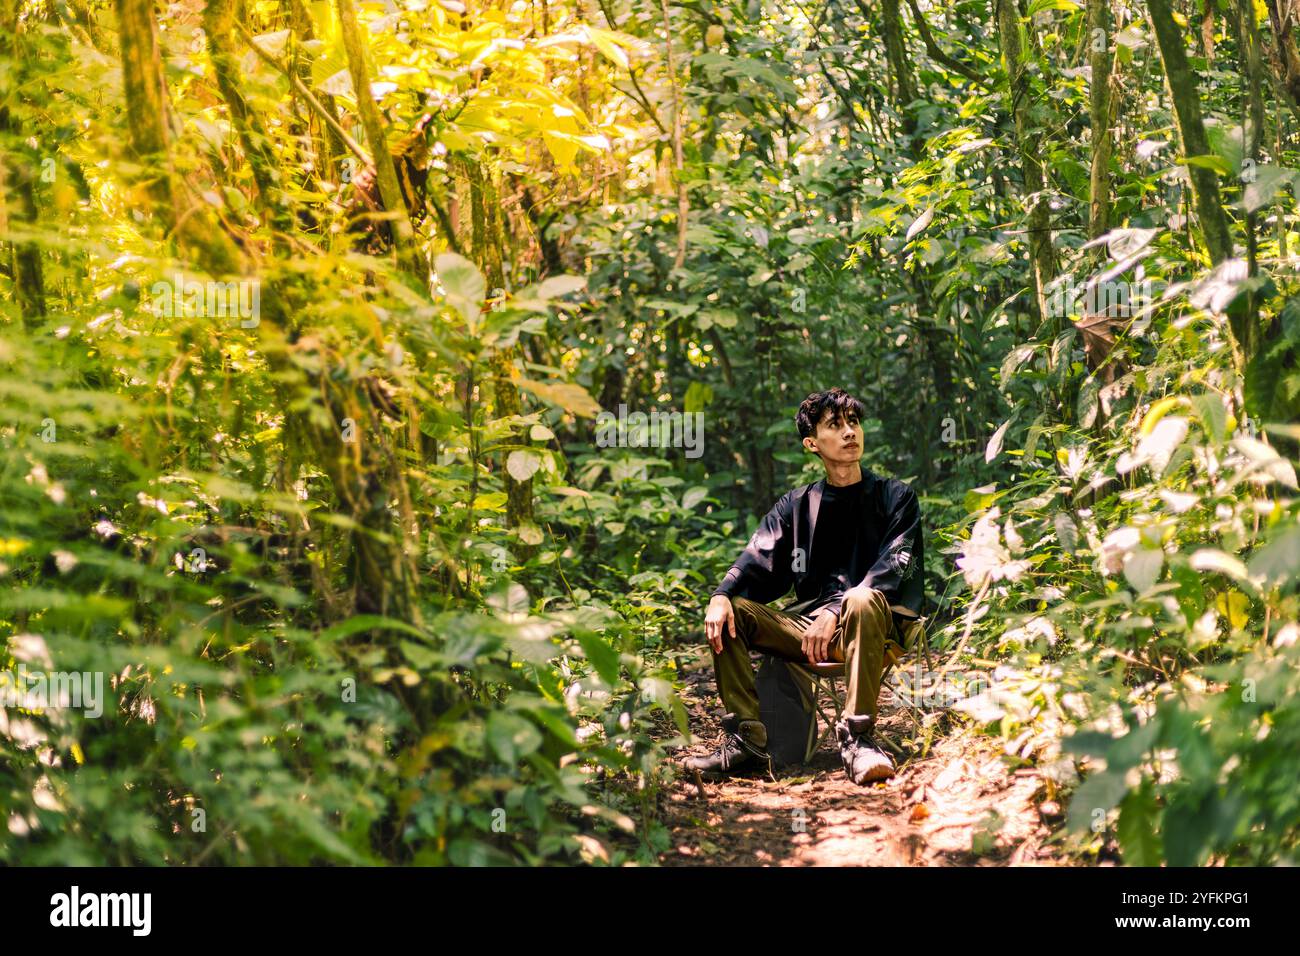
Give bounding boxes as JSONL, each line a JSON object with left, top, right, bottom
{"left": 788, "top": 669, "right": 823, "bottom": 763}
{"left": 815, "top": 680, "right": 844, "bottom": 756}
{"left": 807, "top": 647, "right": 919, "bottom": 763}
{"left": 814, "top": 686, "right": 838, "bottom": 754}
{"left": 791, "top": 668, "right": 841, "bottom": 761}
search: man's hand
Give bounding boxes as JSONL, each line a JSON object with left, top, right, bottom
{"left": 705, "top": 594, "right": 735, "bottom": 653}
{"left": 801, "top": 607, "right": 838, "bottom": 664}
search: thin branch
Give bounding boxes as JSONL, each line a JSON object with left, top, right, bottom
{"left": 594, "top": 0, "right": 669, "bottom": 134}
{"left": 901, "top": 0, "right": 991, "bottom": 88}
{"left": 234, "top": 20, "right": 373, "bottom": 166}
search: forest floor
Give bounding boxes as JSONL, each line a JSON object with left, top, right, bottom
{"left": 659, "top": 650, "right": 1071, "bottom": 866}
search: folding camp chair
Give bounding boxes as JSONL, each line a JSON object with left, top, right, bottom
{"left": 780, "top": 615, "right": 927, "bottom": 762}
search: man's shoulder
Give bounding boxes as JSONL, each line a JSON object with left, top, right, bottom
{"left": 781, "top": 478, "right": 823, "bottom": 505}
{"left": 756, "top": 479, "right": 821, "bottom": 522}
{"left": 867, "top": 471, "right": 920, "bottom": 507}
{"left": 794, "top": 477, "right": 825, "bottom": 496}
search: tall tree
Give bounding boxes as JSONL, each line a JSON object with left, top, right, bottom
{"left": 882, "top": 0, "right": 919, "bottom": 139}
{"left": 334, "top": 0, "right": 418, "bottom": 274}
{"left": 0, "top": 0, "right": 46, "bottom": 324}
{"left": 995, "top": 0, "right": 1055, "bottom": 328}
{"left": 1238, "top": 0, "right": 1268, "bottom": 361}
{"left": 1087, "top": 0, "right": 1114, "bottom": 243}
{"left": 203, "top": 0, "right": 288, "bottom": 230}
{"left": 465, "top": 162, "right": 536, "bottom": 535}
{"left": 1147, "top": 0, "right": 1234, "bottom": 266}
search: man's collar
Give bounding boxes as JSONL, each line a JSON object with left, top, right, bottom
{"left": 805, "top": 470, "right": 873, "bottom": 529}
{"left": 808, "top": 478, "right": 824, "bottom": 534}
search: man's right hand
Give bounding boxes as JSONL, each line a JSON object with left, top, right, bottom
{"left": 704, "top": 594, "right": 735, "bottom": 654}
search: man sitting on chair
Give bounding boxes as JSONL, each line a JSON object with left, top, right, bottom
{"left": 686, "top": 387, "right": 924, "bottom": 785}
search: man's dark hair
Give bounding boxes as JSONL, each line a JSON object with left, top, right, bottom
{"left": 795, "top": 387, "right": 866, "bottom": 440}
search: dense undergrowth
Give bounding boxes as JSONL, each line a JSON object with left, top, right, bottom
{"left": 945, "top": 235, "right": 1300, "bottom": 866}
{"left": 2, "top": 0, "right": 1298, "bottom": 867}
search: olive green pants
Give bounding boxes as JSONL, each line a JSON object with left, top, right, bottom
{"left": 713, "top": 587, "right": 899, "bottom": 725}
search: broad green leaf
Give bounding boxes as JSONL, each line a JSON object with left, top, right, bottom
{"left": 1028, "top": 0, "right": 1081, "bottom": 13}
{"left": 518, "top": 378, "right": 602, "bottom": 418}
{"left": 1123, "top": 547, "right": 1163, "bottom": 593}
{"left": 1248, "top": 525, "right": 1300, "bottom": 586}
{"left": 1238, "top": 164, "right": 1295, "bottom": 213}
{"left": 1067, "top": 770, "right": 1129, "bottom": 833}
{"left": 905, "top": 207, "right": 934, "bottom": 241}
{"left": 534, "top": 275, "right": 587, "bottom": 299}
{"left": 317, "top": 614, "right": 429, "bottom": 644}
{"left": 486, "top": 711, "right": 543, "bottom": 763}
{"left": 576, "top": 630, "right": 620, "bottom": 685}
{"left": 436, "top": 252, "right": 486, "bottom": 327}
{"left": 682, "top": 486, "right": 708, "bottom": 510}
{"left": 506, "top": 449, "right": 542, "bottom": 482}
{"left": 1116, "top": 784, "right": 1163, "bottom": 866}
{"left": 1188, "top": 548, "right": 1251, "bottom": 586}
{"left": 1179, "top": 153, "right": 1233, "bottom": 177}
{"left": 585, "top": 27, "right": 630, "bottom": 70}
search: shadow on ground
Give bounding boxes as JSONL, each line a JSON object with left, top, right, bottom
{"left": 660, "top": 649, "right": 1067, "bottom": 866}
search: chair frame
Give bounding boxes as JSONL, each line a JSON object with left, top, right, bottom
{"left": 779, "top": 616, "right": 926, "bottom": 763}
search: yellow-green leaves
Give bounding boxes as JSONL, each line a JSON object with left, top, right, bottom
{"left": 516, "top": 378, "right": 602, "bottom": 419}
{"left": 434, "top": 252, "right": 486, "bottom": 330}
{"left": 1138, "top": 395, "right": 1186, "bottom": 436}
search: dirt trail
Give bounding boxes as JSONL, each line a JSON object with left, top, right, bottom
{"left": 660, "top": 654, "right": 1066, "bottom": 866}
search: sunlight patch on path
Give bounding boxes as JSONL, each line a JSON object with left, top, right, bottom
{"left": 662, "top": 653, "right": 1064, "bottom": 866}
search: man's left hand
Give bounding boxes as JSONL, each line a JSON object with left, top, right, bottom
{"left": 801, "top": 608, "right": 838, "bottom": 664}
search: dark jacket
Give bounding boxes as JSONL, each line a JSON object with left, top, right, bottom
{"left": 712, "top": 471, "right": 924, "bottom": 621}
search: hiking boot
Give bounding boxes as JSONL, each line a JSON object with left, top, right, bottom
{"left": 836, "top": 714, "right": 894, "bottom": 785}
{"left": 684, "top": 714, "right": 772, "bottom": 779}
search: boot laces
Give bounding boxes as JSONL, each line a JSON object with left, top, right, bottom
{"left": 717, "top": 728, "right": 746, "bottom": 769}
{"left": 839, "top": 722, "right": 876, "bottom": 764}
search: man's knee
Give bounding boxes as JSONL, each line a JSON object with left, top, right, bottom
{"left": 841, "top": 586, "right": 888, "bottom": 617}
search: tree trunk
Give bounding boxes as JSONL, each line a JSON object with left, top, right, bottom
{"left": 0, "top": 0, "right": 46, "bottom": 325}
{"left": 1147, "top": 0, "right": 1234, "bottom": 265}
{"left": 882, "top": 0, "right": 919, "bottom": 139}
{"left": 116, "top": 0, "right": 242, "bottom": 278}
{"left": 204, "top": 0, "right": 291, "bottom": 231}
{"left": 882, "top": 0, "right": 955, "bottom": 481}
{"left": 1201, "top": 0, "right": 1216, "bottom": 63}
{"left": 902, "top": 0, "right": 986, "bottom": 86}
{"left": 1087, "top": 0, "right": 1114, "bottom": 243}
{"left": 1264, "top": 0, "right": 1300, "bottom": 117}
{"left": 657, "top": 0, "right": 689, "bottom": 268}
{"left": 465, "top": 162, "right": 534, "bottom": 535}
{"left": 285, "top": 0, "right": 345, "bottom": 185}
{"left": 334, "top": 0, "right": 418, "bottom": 272}
{"left": 1240, "top": 0, "right": 1270, "bottom": 363}
{"left": 995, "top": 0, "right": 1055, "bottom": 328}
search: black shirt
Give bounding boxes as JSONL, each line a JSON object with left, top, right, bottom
{"left": 808, "top": 478, "right": 865, "bottom": 608}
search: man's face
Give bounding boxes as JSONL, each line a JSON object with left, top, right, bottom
{"left": 803, "top": 407, "right": 862, "bottom": 463}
